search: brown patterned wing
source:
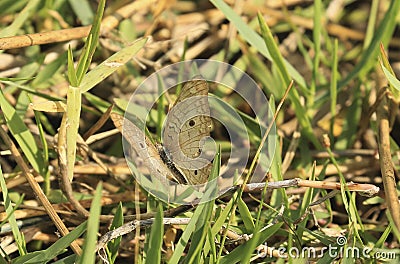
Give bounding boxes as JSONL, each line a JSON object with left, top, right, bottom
{"left": 162, "top": 78, "right": 213, "bottom": 185}
{"left": 111, "top": 113, "right": 186, "bottom": 185}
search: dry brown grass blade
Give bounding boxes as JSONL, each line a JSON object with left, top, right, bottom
{"left": 0, "top": 191, "right": 136, "bottom": 221}
{"left": 0, "top": 125, "right": 82, "bottom": 255}
{"left": 0, "top": 0, "right": 156, "bottom": 50}
{"left": 256, "top": 6, "right": 400, "bottom": 47}
{"left": 82, "top": 105, "right": 113, "bottom": 141}
{"left": 101, "top": 0, "right": 157, "bottom": 33}
{"left": 0, "top": 26, "right": 90, "bottom": 50}
{"left": 376, "top": 89, "right": 400, "bottom": 232}
{"left": 57, "top": 113, "right": 90, "bottom": 219}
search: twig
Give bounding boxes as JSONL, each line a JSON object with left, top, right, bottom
{"left": 97, "top": 218, "right": 192, "bottom": 260}
{"left": 241, "top": 178, "right": 379, "bottom": 197}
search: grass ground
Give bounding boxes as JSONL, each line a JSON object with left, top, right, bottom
{"left": 0, "top": 0, "right": 400, "bottom": 263}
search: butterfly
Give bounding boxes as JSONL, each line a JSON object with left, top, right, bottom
{"left": 112, "top": 77, "right": 213, "bottom": 186}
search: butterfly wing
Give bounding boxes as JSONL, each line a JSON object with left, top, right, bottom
{"left": 111, "top": 113, "right": 185, "bottom": 185}
{"left": 162, "top": 78, "right": 213, "bottom": 185}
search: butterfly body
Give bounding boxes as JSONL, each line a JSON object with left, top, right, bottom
{"left": 156, "top": 143, "right": 188, "bottom": 184}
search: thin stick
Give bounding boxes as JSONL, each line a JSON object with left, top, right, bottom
{"left": 242, "top": 178, "right": 379, "bottom": 197}
{"left": 97, "top": 218, "right": 192, "bottom": 261}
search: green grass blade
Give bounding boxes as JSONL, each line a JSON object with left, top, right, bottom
{"left": 257, "top": 13, "right": 290, "bottom": 87}
{"left": 31, "top": 103, "right": 50, "bottom": 194}
{"left": 237, "top": 196, "right": 255, "bottom": 232}
{"left": 67, "top": 47, "right": 78, "bottom": 87}
{"left": 207, "top": 226, "right": 217, "bottom": 262}
{"left": 363, "top": 0, "right": 379, "bottom": 49}
{"left": 0, "top": 165, "right": 27, "bottom": 255}
{"left": 186, "top": 202, "right": 215, "bottom": 263}
{"left": 337, "top": 0, "right": 400, "bottom": 89}
{"left": 257, "top": 13, "right": 320, "bottom": 148}
{"left": 219, "top": 223, "right": 283, "bottom": 264}
{"left": 84, "top": 92, "right": 112, "bottom": 112}
{"left": 107, "top": 203, "right": 124, "bottom": 263}
{"left": 246, "top": 52, "right": 281, "bottom": 98}
{"left": 296, "top": 166, "right": 317, "bottom": 240}
{"left": 169, "top": 150, "right": 220, "bottom": 263}
{"left": 13, "top": 221, "right": 87, "bottom": 264}
{"left": 51, "top": 254, "right": 77, "bottom": 264}
{"left": 240, "top": 224, "right": 261, "bottom": 263}
{"left": 380, "top": 47, "right": 400, "bottom": 102}
{"left": 0, "top": 80, "right": 63, "bottom": 101}
{"left": 0, "top": 89, "right": 45, "bottom": 175}
{"left": 145, "top": 205, "right": 163, "bottom": 264}
{"left": 381, "top": 65, "right": 400, "bottom": 96}
{"left": 310, "top": 0, "right": 322, "bottom": 106}
{"left": 76, "top": 183, "right": 103, "bottom": 264}
{"left": 65, "top": 85, "right": 81, "bottom": 181}
{"left": 15, "top": 91, "right": 30, "bottom": 120}
{"left": 335, "top": 84, "right": 362, "bottom": 149}
{"left": 330, "top": 39, "right": 338, "bottom": 140}
{"left": 31, "top": 51, "right": 68, "bottom": 89}
{"left": 203, "top": 198, "right": 235, "bottom": 255}
{"left": 186, "top": 150, "right": 221, "bottom": 262}
{"left": 0, "top": 194, "right": 24, "bottom": 227}
{"left": 210, "top": 0, "right": 306, "bottom": 89}
{"left": 0, "top": 0, "right": 28, "bottom": 15}
{"left": 75, "top": 0, "right": 105, "bottom": 82}
{"left": 0, "top": 0, "right": 40, "bottom": 38}
{"left": 68, "top": 0, "right": 94, "bottom": 26}
{"left": 156, "top": 75, "right": 165, "bottom": 141}
{"left": 80, "top": 38, "right": 147, "bottom": 93}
